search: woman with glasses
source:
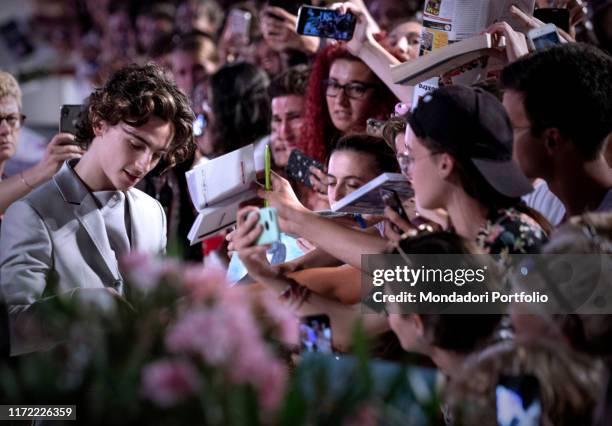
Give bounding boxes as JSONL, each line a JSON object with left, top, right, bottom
{"left": 298, "top": 44, "right": 397, "bottom": 165}
{"left": 0, "top": 70, "right": 83, "bottom": 217}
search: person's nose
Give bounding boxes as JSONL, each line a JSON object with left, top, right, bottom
{"left": 0, "top": 119, "right": 11, "bottom": 135}
{"left": 134, "top": 151, "right": 155, "bottom": 175}
{"left": 279, "top": 119, "right": 293, "bottom": 142}
{"left": 329, "top": 184, "right": 345, "bottom": 204}
{"left": 336, "top": 89, "right": 351, "bottom": 108}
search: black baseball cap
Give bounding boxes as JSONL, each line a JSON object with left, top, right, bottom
{"left": 407, "top": 85, "right": 533, "bottom": 198}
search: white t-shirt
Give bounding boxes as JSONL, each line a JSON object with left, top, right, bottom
{"left": 596, "top": 189, "right": 612, "bottom": 212}
{"left": 522, "top": 179, "right": 566, "bottom": 226}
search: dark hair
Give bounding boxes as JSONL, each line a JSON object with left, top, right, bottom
{"left": 208, "top": 62, "right": 271, "bottom": 156}
{"left": 330, "top": 133, "right": 399, "bottom": 174}
{"left": 269, "top": 65, "right": 310, "bottom": 100}
{"left": 148, "top": 32, "right": 175, "bottom": 60}
{"left": 75, "top": 63, "right": 195, "bottom": 168}
{"left": 395, "top": 232, "right": 502, "bottom": 353}
{"left": 500, "top": 43, "right": 612, "bottom": 159}
{"left": 169, "top": 30, "right": 219, "bottom": 70}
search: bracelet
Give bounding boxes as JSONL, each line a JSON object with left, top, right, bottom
{"left": 19, "top": 172, "right": 35, "bottom": 190}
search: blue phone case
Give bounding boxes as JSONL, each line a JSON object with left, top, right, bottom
{"left": 250, "top": 207, "right": 281, "bottom": 245}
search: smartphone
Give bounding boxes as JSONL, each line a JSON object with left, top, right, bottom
{"left": 496, "top": 375, "right": 542, "bottom": 426}
{"left": 299, "top": 314, "right": 333, "bottom": 353}
{"left": 296, "top": 6, "right": 357, "bottom": 41}
{"left": 527, "top": 24, "right": 563, "bottom": 51}
{"left": 285, "top": 149, "right": 325, "bottom": 189}
{"left": 228, "top": 8, "right": 252, "bottom": 39}
{"left": 248, "top": 207, "right": 281, "bottom": 245}
{"left": 59, "top": 104, "right": 84, "bottom": 135}
{"left": 380, "top": 188, "right": 410, "bottom": 233}
{"left": 533, "top": 8, "right": 570, "bottom": 33}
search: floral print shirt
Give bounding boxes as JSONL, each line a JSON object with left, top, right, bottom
{"left": 476, "top": 207, "right": 548, "bottom": 257}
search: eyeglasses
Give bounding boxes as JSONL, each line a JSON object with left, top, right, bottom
{"left": 396, "top": 151, "right": 441, "bottom": 175}
{"left": 0, "top": 113, "right": 26, "bottom": 130}
{"left": 323, "top": 79, "right": 379, "bottom": 100}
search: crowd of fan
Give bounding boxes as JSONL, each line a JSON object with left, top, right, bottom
{"left": 1, "top": 0, "right": 612, "bottom": 424}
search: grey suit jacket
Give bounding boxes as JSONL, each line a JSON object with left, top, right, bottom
{"left": 0, "top": 160, "right": 166, "bottom": 354}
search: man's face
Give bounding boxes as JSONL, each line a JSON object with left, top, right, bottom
{"left": 502, "top": 90, "right": 548, "bottom": 179}
{"left": 0, "top": 96, "right": 21, "bottom": 165}
{"left": 90, "top": 116, "right": 173, "bottom": 191}
{"left": 271, "top": 94, "right": 305, "bottom": 168}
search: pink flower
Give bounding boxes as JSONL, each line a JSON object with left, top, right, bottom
{"left": 120, "top": 252, "right": 179, "bottom": 292}
{"left": 165, "top": 309, "right": 236, "bottom": 364}
{"left": 258, "top": 294, "right": 299, "bottom": 345}
{"left": 141, "top": 359, "right": 201, "bottom": 408}
{"left": 181, "top": 264, "right": 226, "bottom": 302}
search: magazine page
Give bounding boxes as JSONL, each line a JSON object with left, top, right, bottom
{"left": 186, "top": 144, "right": 255, "bottom": 210}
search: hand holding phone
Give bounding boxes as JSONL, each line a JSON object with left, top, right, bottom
{"left": 248, "top": 207, "right": 281, "bottom": 246}
{"left": 533, "top": 8, "right": 570, "bottom": 32}
{"left": 285, "top": 149, "right": 325, "bottom": 189}
{"left": 296, "top": 6, "right": 356, "bottom": 41}
{"left": 59, "top": 104, "right": 84, "bottom": 136}
{"left": 380, "top": 188, "right": 410, "bottom": 233}
{"left": 527, "top": 23, "right": 563, "bottom": 50}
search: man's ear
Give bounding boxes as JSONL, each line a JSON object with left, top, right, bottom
{"left": 92, "top": 117, "right": 107, "bottom": 137}
{"left": 542, "top": 128, "right": 563, "bottom": 155}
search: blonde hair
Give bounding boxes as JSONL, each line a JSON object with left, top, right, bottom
{"left": 0, "top": 70, "right": 22, "bottom": 110}
{"left": 446, "top": 339, "right": 604, "bottom": 426}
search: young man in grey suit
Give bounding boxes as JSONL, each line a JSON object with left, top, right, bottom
{"left": 0, "top": 64, "right": 195, "bottom": 354}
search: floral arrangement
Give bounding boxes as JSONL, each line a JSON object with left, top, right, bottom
{"left": 0, "top": 253, "right": 442, "bottom": 425}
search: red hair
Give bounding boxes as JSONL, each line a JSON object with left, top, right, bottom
{"left": 298, "top": 44, "right": 397, "bottom": 163}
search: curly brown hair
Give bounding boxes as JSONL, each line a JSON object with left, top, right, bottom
{"left": 75, "top": 63, "right": 195, "bottom": 168}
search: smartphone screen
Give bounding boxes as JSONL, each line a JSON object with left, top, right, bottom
{"left": 533, "top": 8, "right": 570, "bottom": 33}
{"left": 299, "top": 314, "right": 333, "bottom": 353}
{"left": 296, "top": 6, "right": 356, "bottom": 41}
{"left": 496, "top": 375, "right": 541, "bottom": 426}
{"left": 531, "top": 29, "right": 562, "bottom": 50}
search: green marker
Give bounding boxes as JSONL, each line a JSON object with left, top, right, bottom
{"left": 264, "top": 143, "right": 271, "bottom": 207}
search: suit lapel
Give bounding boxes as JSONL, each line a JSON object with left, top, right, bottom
{"left": 53, "top": 161, "right": 122, "bottom": 285}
